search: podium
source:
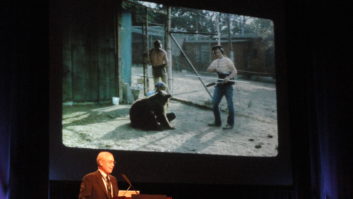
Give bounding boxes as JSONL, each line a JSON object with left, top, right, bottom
{"left": 118, "top": 190, "right": 140, "bottom": 198}
{"left": 117, "top": 190, "right": 170, "bottom": 199}
{"left": 132, "top": 194, "right": 168, "bottom": 199}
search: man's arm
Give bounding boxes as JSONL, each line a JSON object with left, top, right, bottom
{"left": 162, "top": 49, "right": 168, "bottom": 65}
{"left": 79, "top": 176, "right": 92, "bottom": 199}
{"left": 224, "top": 59, "right": 237, "bottom": 82}
{"left": 207, "top": 60, "right": 217, "bottom": 72}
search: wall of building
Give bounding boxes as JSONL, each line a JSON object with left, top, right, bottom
{"left": 51, "top": 0, "right": 120, "bottom": 104}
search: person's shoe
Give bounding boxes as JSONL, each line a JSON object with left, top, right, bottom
{"left": 208, "top": 123, "right": 221, "bottom": 127}
{"left": 222, "top": 124, "right": 233, "bottom": 130}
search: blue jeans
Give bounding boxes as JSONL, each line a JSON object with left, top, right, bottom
{"left": 212, "top": 84, "right": 235, "bottom": 126}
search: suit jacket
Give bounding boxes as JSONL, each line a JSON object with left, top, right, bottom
{"left": 79, "top": 170, "right": 119, "bottom": 199}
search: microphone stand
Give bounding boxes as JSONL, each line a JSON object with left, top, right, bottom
{"left": 121, "top": 173, "right": 139, "bottom": 196}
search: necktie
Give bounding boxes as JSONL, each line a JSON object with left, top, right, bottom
{"left": 105, "top": 176, "right": 112, "bottom": 198}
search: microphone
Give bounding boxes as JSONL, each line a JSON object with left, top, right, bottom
{"left": 121, "top": 173, "right": 139, "bottom": 195}
{"left": 121, "top": 173, "right": 132, "bottom": 190}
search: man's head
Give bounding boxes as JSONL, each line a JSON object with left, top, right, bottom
{"left": 96, "top": 151, "right": 115, "bottom": 175}
{"left": 212, "top": 45, "right": 224, "bottom": 58}
{"left": 154, "top": 40, "right": 162, "bottom": 48}
{"left": 155, "top": 81, "right": 167, "bottom": 92}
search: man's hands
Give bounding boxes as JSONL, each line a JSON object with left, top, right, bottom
{"left": 223, "top": 77, "right": 230, "bottom": 83}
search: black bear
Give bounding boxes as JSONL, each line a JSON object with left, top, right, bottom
{"left": 129, "top": 91, "right": 175, "bottom": 130}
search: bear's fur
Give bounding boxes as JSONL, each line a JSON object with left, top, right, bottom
{"left": 129, "top": 91, "right": 174, "bottom": 131}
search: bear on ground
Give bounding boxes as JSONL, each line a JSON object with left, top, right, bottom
{"left": 129, "top": 91, "right": 175, "bottom": 131}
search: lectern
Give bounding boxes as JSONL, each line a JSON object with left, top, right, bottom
{"left": 117, "top": 190, "right": 170, "bottom": 199}
{"left": 132, "top": 194, "right": 168, "bottom": 199}
{"left": 118, "top": 190, "right": 140, "bottom": 198}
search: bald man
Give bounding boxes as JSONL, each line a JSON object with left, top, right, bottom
{"left": 79, "top": 151, "right": 119, "bottom": 199}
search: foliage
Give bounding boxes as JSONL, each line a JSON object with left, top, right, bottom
{"left": 128, "top": 0, "right": 274, "bottom": 45}
{"left": 170, "top": 7, "right": 273, "bottom": 41}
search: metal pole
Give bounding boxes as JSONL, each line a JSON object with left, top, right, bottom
{"left": 184, "top": 74, "right": 237, "bottom": 83}
{"left": 217, "top": 12, "right": 221, "bottom": 45}
{"left": 227, "top": 13, "right": 234, "bottom": 61}
{"left": 166, "top": 6, "right": 173, "bottom": 93}
{"left": 170, "top": 33, "right": 213, "bottom": 99}
{"left": 169, "top": 31, "right": 217, "bottom": 35}
{"left": 142, "top": 7, "right": 149, "bottom": 95}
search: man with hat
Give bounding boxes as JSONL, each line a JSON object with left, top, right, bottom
{"left": 146, "top": 81, "right": 167, "bottom": 97}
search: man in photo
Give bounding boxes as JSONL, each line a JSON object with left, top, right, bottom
{"left": 207, "top": 45, "right": 237, "bottom": 130}
{"left": 149, "top": 40, "right": 168, "bottom": 86}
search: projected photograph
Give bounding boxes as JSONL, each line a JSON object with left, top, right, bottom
{"left": 60, "top": 0, "right": 277, "bottom": 157}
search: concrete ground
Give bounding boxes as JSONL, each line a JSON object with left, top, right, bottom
{"left": 62, "top": 67, "right": 278, "bottom": 157}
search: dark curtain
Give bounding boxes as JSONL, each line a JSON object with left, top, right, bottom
{"left": 306, "top": 2, "right": 353, "bottom": 199}
{"left": 0, "top": 2, "right": 16, "bottom": 199}
{"left": 3, "top": 1, "right": 50, "bottom": 199}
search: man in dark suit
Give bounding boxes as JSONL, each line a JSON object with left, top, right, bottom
{"left": 79, "top": 151, "right": 119, "bottom": 199}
